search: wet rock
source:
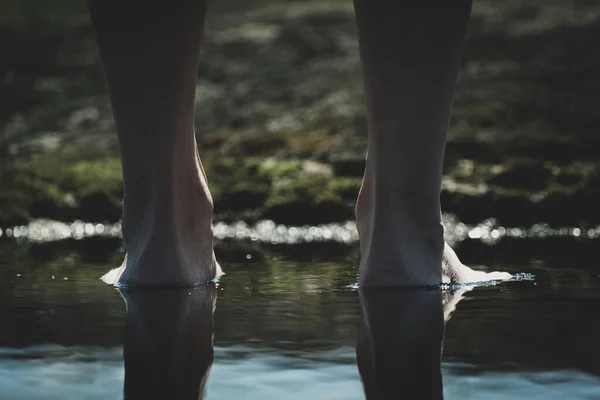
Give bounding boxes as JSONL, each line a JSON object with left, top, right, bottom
{"left": 261, "top": 175, "right": 355, "bottom": 224}
{"left": 261, "top": 201, "right": 315, "bottom": 225}
{"left": 258, "top": 158, "right": 303, "bottom": 179}
{"left": 198, "top": 132, "right": 233, "bottom": 151}
{"left": 77, "top": 193, "right": 121, "bottom": 223}
{"left": 214, "top": 181, "right": 270, "bottom": 213}
{"left": 329, "top": 153, "right": 365, "bottom": 177}
{"left": 445, "top": 140, "right": 501, "bottom": 164}
{"left": 327, "top": 177, "right": 362, "bottom": 202}
{"left": 3, "top": 2, "right": 600, "bottom": 228}
{"left": 554, "top": 171, "right": 582, "bottom": 187}
{"left": 301, "top": 160, "right": 333, "bottom": 178}
{"left": 488, "top": 160, "right": 552, "bottom": 191}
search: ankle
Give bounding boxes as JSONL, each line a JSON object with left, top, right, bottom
{"left": 356, "top": 169, "right": 445, "bottom": 288}
{"left": 121, "top": 174, "right": 214, "bottom": 245}
{"left": 117, "top": 178, "right": 217, "bottom": 287}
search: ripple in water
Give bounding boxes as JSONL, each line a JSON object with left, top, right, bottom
{"left": 345, "top": 272, "right": 535, "bottom": 291}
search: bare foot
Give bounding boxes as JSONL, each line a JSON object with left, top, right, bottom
{"left": 101, "top": 167, "right": 223, "bottom": 287}
{"left": 355, "top": 166, "right": 445, "bottom": 288}
{"left": 356, "top": 173, "right": 511, "bottom": 288}
{"left": 102, "top": 252, "right": 222, "bottom": 287}
{"left": 442, "top": 243, "right": 511, "bottom": 284}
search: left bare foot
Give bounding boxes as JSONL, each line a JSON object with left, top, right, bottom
{"left": 101, "top": 251, "right": 222, "bottom": 286}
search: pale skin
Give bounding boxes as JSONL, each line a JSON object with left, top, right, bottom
{"left": 89, "top": 0, "right": 511, "bottom": 288}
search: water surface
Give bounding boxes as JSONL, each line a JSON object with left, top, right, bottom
{"left": 1, "top": 236, "right": 599, "bottom": 399}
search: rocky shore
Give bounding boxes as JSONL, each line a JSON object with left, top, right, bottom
{"left": 2, "top": 1, "right": 600, "bottom": 227}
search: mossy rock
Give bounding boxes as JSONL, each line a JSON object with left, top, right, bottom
{"left": 77, "top": 192, "right": 122, "bottom": 222}
{"left": 579, "top": 168, "right": 600, "bottom": 198}
{"left": 197, "top": 132, "right": 233, "bottom": 151}
{"left": 211, "top": 156, "right": 237, "bottom": 175}
{"left": 444, "top": 140, "right": 501, "bottom": 164}
{"left": 327, "top": 177, "right": 362, "bottom": 202}
{"left": 507, "top": 137, "right": 600, "bottom": 164}
{"left": 265, "top": 176, "right": 328, "bottom": 208}
{"left": 0, "top": 154, "right": 123, "bottom": 224}
{"left": 215, "top": 180, "right": 270, "bottom": 213}
{"left": 285, "top": 131, "right": 334, "bottom": 159}
{"left": 262, "top": 200, "right": 353, "bottom": 225}
{"left": 442, "top": 166, "right": 600, "bottom": 226}
{"left": 329, "top": 153, "right": 365, "bottom": 177}
{"left": 258, "top": 158, "right": 303, "bottom": 180}
{"left": 552, "top": 169, "right": 584, "bottom": 189}
{"left": 261, "top": 201, "right": 316, "bottom": 225}
{"left": 313, "top": 199, "right": 354, "bottom": 222}
{"left": 229, "top": 133, "right": 288, "bottom": 156}
{"left": 243, "top": 156, "right": 266, "bottom": 175}
{"left": 261, "top": 174, "right": 354, "bottom": 224}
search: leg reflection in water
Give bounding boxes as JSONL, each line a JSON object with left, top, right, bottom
{"left": 120, "top": 286, "right": 216, "bottom": 400}
{"left": 357, "top": 289, "right": 449, "bottom": 399}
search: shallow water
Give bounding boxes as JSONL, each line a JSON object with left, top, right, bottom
{"left": 1, "top": 235, "right": 599, "bottom": 399}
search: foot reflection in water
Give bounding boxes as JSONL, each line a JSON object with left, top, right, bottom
{"left": 120, "top": 286, "right": 216, "bottom": 400}
{"left": 357, "top": 289, "right": 446, "bottom": 399}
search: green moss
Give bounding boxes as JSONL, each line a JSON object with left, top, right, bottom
{"left": 216, "top": 180, "right": 270, "bottom": 212}
{"left": 286, "top": 131, "right": 334, "bottom": 158}
{"left": 243, "top": 157, "right": 266, "bottom": 175}
{"left": 211, "top": 156, "right": 237, "bottom": 175}
{"left": 326, "top": 177, "right": 362, "bottom": 201}
{"left": 262, "top": 174, "right": 355, "bottom": 224}
{"left": 208, "top": 183, "right": 223, "bottom": 205}
{"left": 265, "top": 175, "right": 328, "bottom": 208}
{"left": 230, "top": 133, "right": 288, "bottom": 156}
{"left": 198, "top": 132, "right": 233, "bottom": 151}
{"left": 0, "top": 0, "right": 89, "bottom": 26}
{"left": 69, "top": 159, "right": 123, "bottom": 201}
{"left": 0, "top": 154, "right": 123, "bottom": 224}
{"left": 258, "top": 159, "right": 303, "bottom": 180}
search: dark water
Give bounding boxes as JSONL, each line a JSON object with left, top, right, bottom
{"left": 1, "top": 237, "right": 600, "bottom": 399}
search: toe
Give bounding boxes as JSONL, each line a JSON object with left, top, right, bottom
{"left": 486, "top": 271, "right": 513, "bottom": 281}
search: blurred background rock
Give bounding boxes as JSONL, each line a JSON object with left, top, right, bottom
{"left": 2, "top": 0, "right": 600, "bottom": 227}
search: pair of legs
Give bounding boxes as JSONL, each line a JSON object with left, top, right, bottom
{"left": 90, "top": 0, "right": 507, "bottom": 288}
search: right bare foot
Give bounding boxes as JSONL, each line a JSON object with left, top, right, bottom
{"left": 442, "top": 242, "right": 511, "bottom": 284}
{"left": 355, "top": 166, "right": 511, "bottom": 289}
{"left": 355, "top": 165, "right": 445, "bottom": 288}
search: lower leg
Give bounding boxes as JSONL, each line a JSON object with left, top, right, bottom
{"left": 353, "top": 0, "right": 472, "bottom": 287}
{"left": 89, "top": 0, "right": 219, "bottom": 286}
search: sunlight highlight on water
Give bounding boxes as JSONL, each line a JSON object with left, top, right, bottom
{"left": 1, "top": 215, "right": 598, "bottom": 246}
